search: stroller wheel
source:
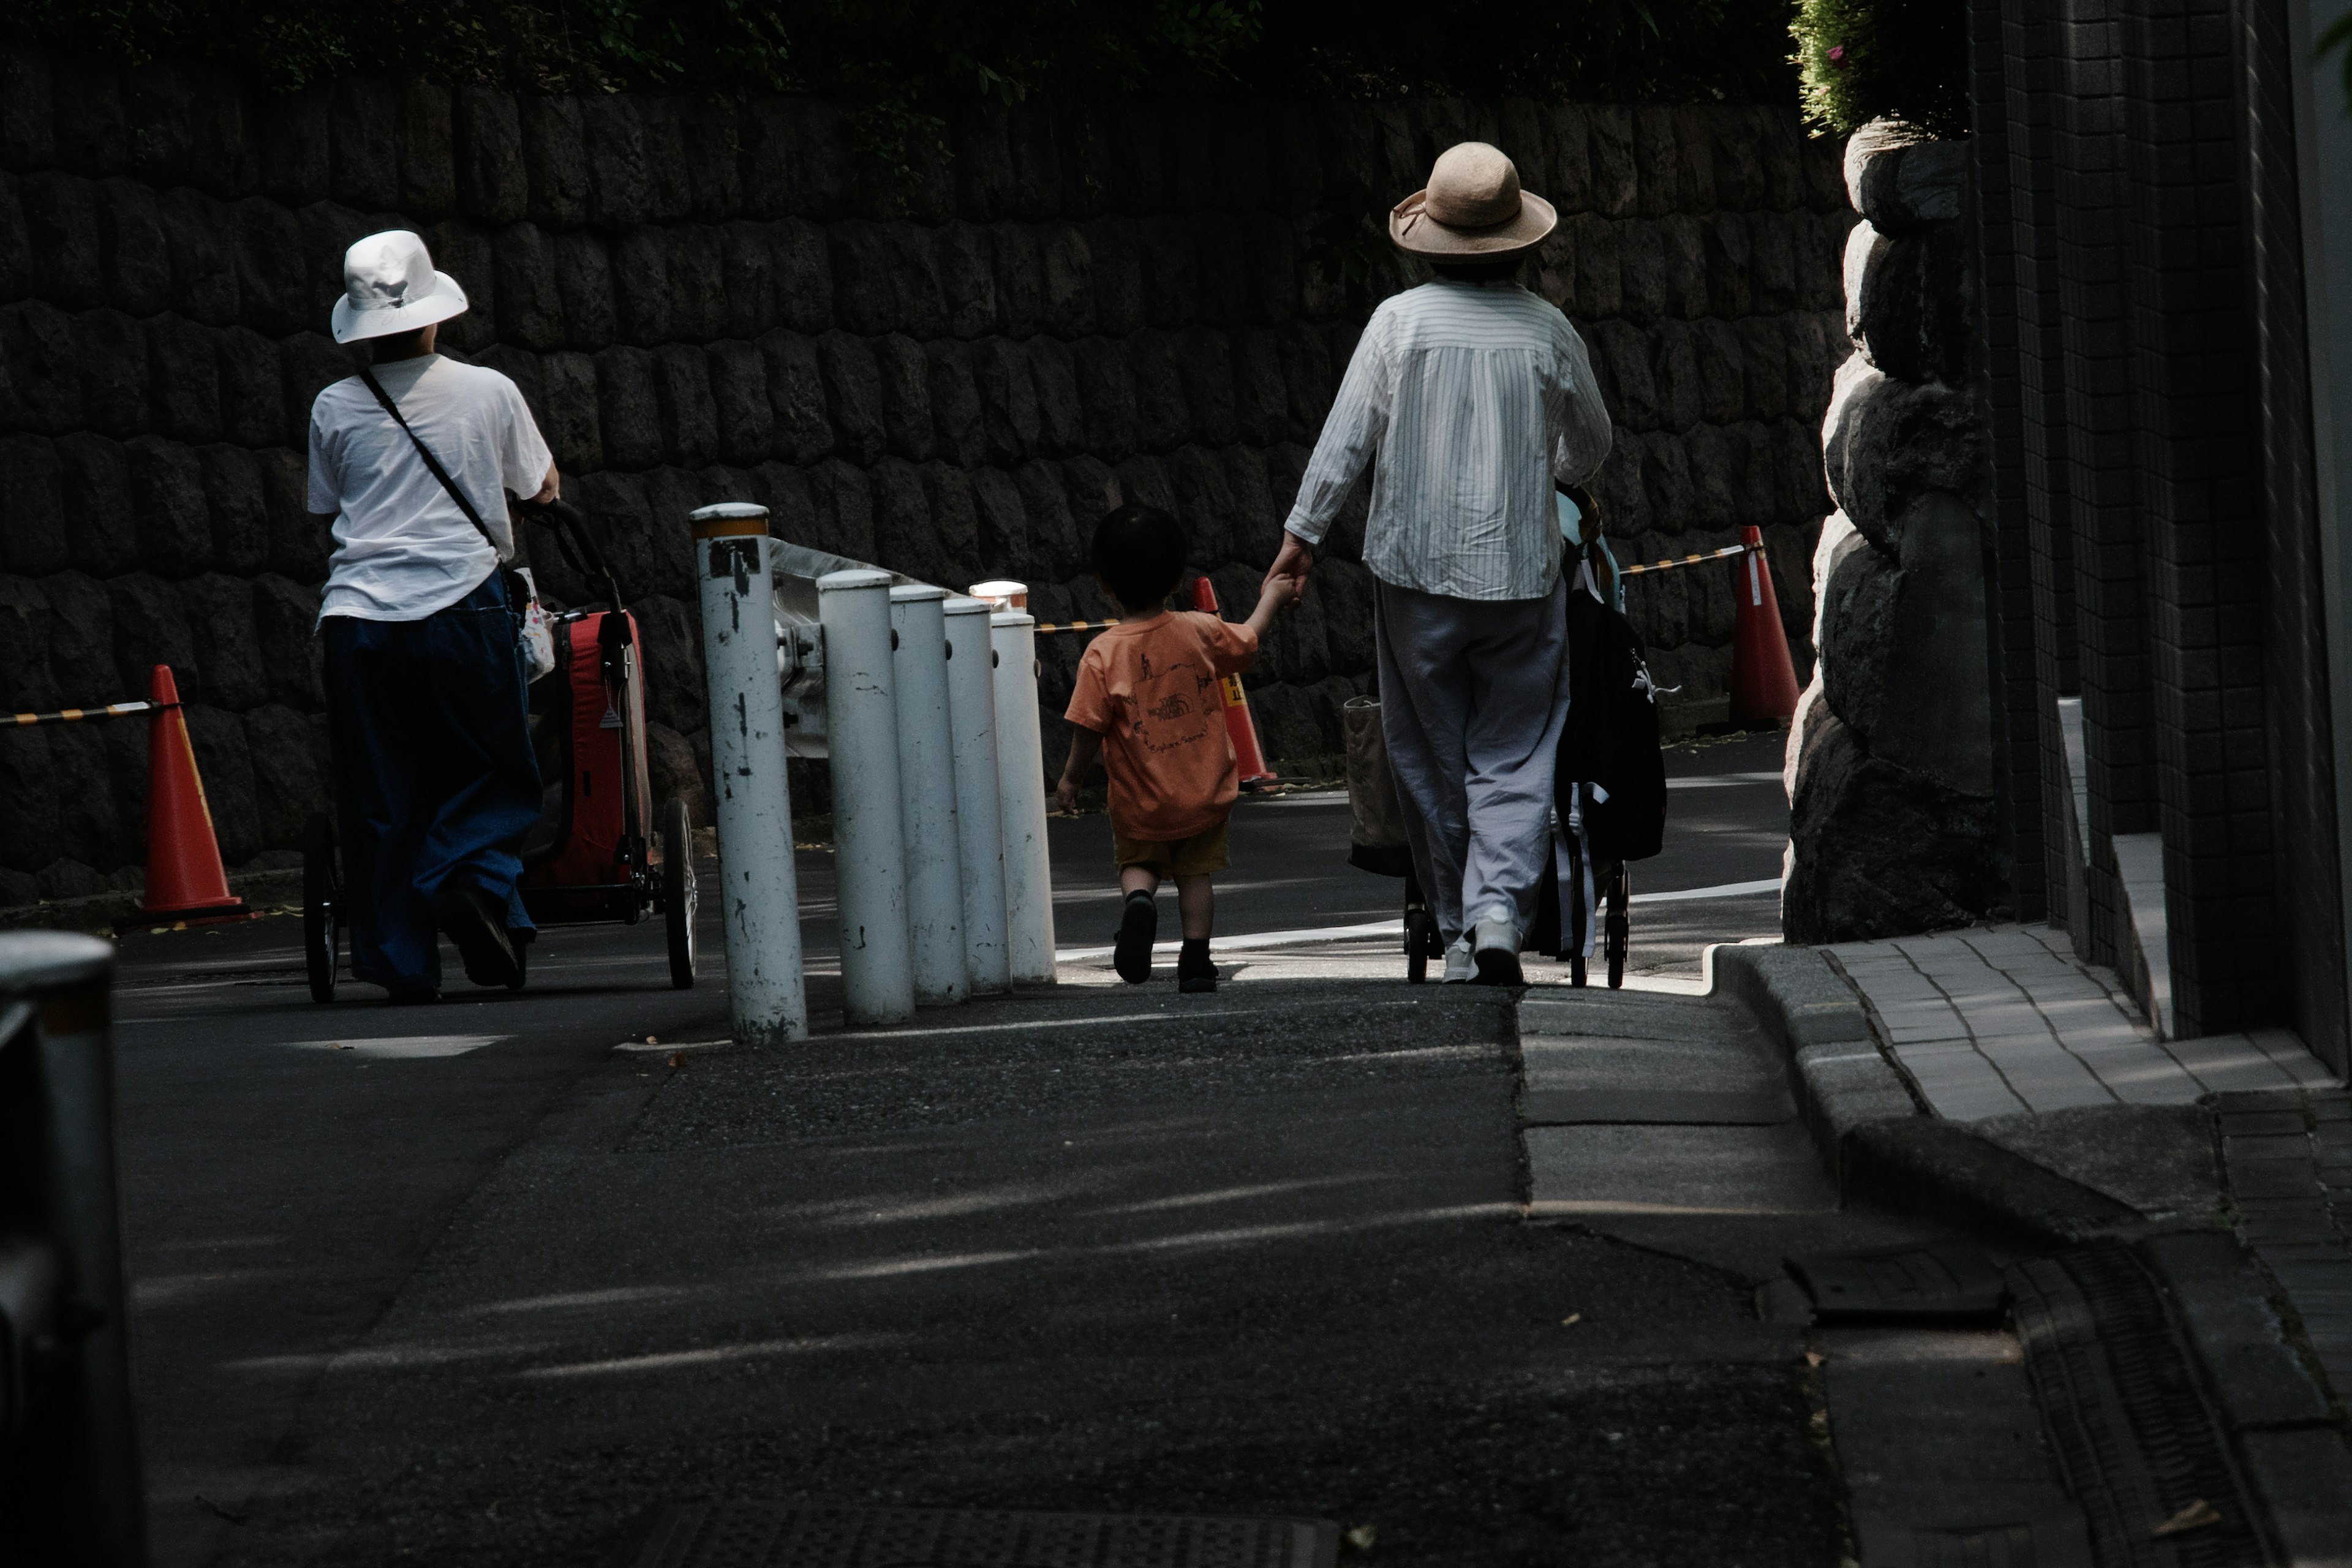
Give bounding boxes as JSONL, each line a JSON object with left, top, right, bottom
{"left": 1404, "top": 908, "right": 1438, "bottom": 984}
{"left": 1605, "top": 864, "right": 1630, "bottom": 989}
{"left": 302, "top": 812, "right": 339, "bottom": 1005}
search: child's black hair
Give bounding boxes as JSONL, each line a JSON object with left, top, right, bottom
{"left": 1090, "top": 503, "right": 1189, "bottom": 612}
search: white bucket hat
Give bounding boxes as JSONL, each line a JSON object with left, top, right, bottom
{"left": 1389, "top": 142, "right": 1557, "bottom": 260}
{"left": 330, "top": 229, "right": 470, "bottom": 344}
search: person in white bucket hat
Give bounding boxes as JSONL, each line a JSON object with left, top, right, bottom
{"left": 307, "top": 229, "right": 561, "bottom": 1001}
{"left": 1267, "top": 142, "right": 1614, "bottom": 986}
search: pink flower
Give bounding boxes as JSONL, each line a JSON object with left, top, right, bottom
{"left": 1827, "top": 44, "right": 1846, "bottom": 64}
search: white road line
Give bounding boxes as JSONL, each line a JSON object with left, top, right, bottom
{"left": 1055, "top": 878, "right": 1782, "bottom": 962}
{"left": 281, "top": 1035, "right": 510, "bottom": 1060}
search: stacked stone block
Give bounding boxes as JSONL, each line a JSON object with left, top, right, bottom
{"left": 0, "top": 45, "right": 1847, "bottom": 909}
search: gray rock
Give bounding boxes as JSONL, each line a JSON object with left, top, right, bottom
{"left": 229, "top": 196, "right": 307, "bottom": 337}
{"left": 758, "top": 330, "right": 832, "bottom": 465}
{"left": 1193, "top": 233, "right": 1249, "bottom": 325}
{"left": 53, "top": 56, "right": 129, "bottom": 179}
{"left": 0, "top": 49, "right": 54, "bottom": 172}
{"left": 106, "top": 571, "right": 195, "bottom": 696}
{"left": 824, "top": 221, "right": 895, "bottom": 335}
{"left": 1819, "top": 528, "right": 1898, "bottom": 740}
{"left": 1733, "top": 317, "right": 1790, "bottom": 423}
{"left": 1660, "top": 214, "right": 1708, "bottom": 318}
{"left": 0, "top": 172, "right": 26, "bottom": 304}
{"left": 1849, "top": 217, "right": 1977, "bottom": 384}
{"left": 592, "top": 345, "right": 661, "bottom": 470}
{"left": 180, "top": 571, "right": 266, "bottom": 709}
{"left": 198, "top": 443, "right": 269, "bottom": 575}
{"left": 552, "top": 229, "right": 615, "bottom": 351}
{"left": 453, "top": 86, "right": 527, "bottom": 224}
{"left": 1590, "top": 319, "right": 1654, "bottom": 431}
{"left": 1800, "top": 209, "right": 1855, "bottom": 311}
{"left": 1133, "top": 215, "right": 1196, "bottom": 330}
{"left": 518, "top": 95, "right": 589, "bottom": 230}
{"left": 39, "top": 857, "right": 109, "bottom": 903}
{"left": 717, "top": 221, "right": 775, "bottom": 340}
{"left": 1223, "top": 446, "right": 1282, "bottom": 567}
{"left": 0, "top": 574, "right": 55, "bottom": 709}
{"left": 1841, "top": 118, "right": 1935, "bottom": 217}
{"left": 0, "top": 434, "right": 67, "bottom": 575}
{"left": 1230, "top": 330, "right": 1289, "bottom": 447}
{"left": 873, "top": 333, "right": 934, "bottom": 462}
{"left": 1172, "top": 328, "right": 1238, "bottom": 449}
{"left": 1170, "top": 445, "right": 1237, "bottom": 566}
{"left": 0, "top": 720, "right": 56, "bottom": 872}
{"left": 1060, "top": 337, "right": 1131, "bottom": 462}
{"left": 1681, "top": 423, "right": 1740, "bottom": 530}
{"left": 1012, "top": 461, "right": 1079, "bottom": 583}
{"left": 772, "top": 217, "right": 832, "bottom": 334}
{"left": 633, "top": 96, "right": 692, "bottom": 223}
{"left": 919, "top": 462, "right": 982, "bottom": 588}
{"left": 58, "top": 432, "right": 138, "bottom": 577}
{"left": 398, "top": 79, "right": 455, "bottom": 221}
{"left": 1692, "top": 319, "right": 1746, "bottom": 426}
{"left": 249, "top": 448, "right": 323, "bottom": 582}
{"left": 1708, "top": 110, "right": 1765, "bottom": 211}
{"left": 666, "top": 224, "right": 726, "bottom": 342}
{"left": 1820, "top": 355, "right": 1987, "bottom": 550}
{"left": 97, "top": 177, "right": 171, "bottom": 317}
{"left": 1641, "top": 436, "right": 1697, "bottom": 532}
{"left": 1027, "top": 337, "right": 1083, "bottom": 457}
{"left": 809, "top": 458, "right": 876, "bottom": 564}
{"left": 1868, "top": 491, "right": 1995, "bottom": 795}
{"left": 924, "top": 341, "right": 986, "bottom": 468}
{"left": 214, "top": 326, "right": 283, "bottom": 447}
{"left": 581, "top": 95, "right": 650, "bottom": 229}
{"left": 1586, "top": 106, "right": 1637, "bottom": 218}
{"left": 1275, "top": 323, "right": 1333, "bottom": 440}
{"left": 970, "top": 467, "right": 1027, "bottom": 578}
{"left": 71, "top": 308, "right": 148, "bottom": 437}
{"left": 1648, "top": 320, "right": 1703, "bottom": 432}
{"left": 645, "top": 717, "right": 709, "bottom": 827}
{"left": 1084, "top": 218, "right": 1147, "bottom": 337}
{"left": 329, "top": 78, "right": 399, "bottom": 209}
{"left": 989, "top": 222, "right": 1044, "bottom": 337}
{"left": 148, "top": 314, "right": 223, "bottom": 443}
{"left": 20, "top": 173, "right": 102, "bottom": 309}
{"left": 706, "top": 339, "right": 771, "bottom": 467}
{"left": 616, "top": 468, "right": 696, "bottom": 600}
{"left": 1699, "top": 209, "right": 1752, "bottom": 318}
{"left": 1498, "top": 99, "right": 1550, "bottom": 195}
{"left": 185, "top": 703, "right": 261, "bottom": 864}
{"left": 38, "top": 571, "right": 112, "bottom": 718}
{"left": 538, "top": 350, "right": 602, "bottom": 473}
{"left": 652, "top": 342, "right": 718, "bottom": 469}
{"left": 243, "top": 703, "right": 330, "bottom": 849}
{"left": 0, "top": 300, "right": 80, "bottom": 434}
{"left": 1108, "top": 451, "right": 1172, "bottom": 521}
{"left": 967, "top": 338, "right": 1041, "bottom": 466}
{"left": 279, "top": 330, "right": 357, "bottom": 446}
{"left": 952, "top": 100, "right": 1016, "bottom": 219}
{"left": 251, "top": 574, "right": 325, "bottom": 708}
{"left": 1039, "top": 223, "right": 1096, "bottom": 337}
{"left": 1596, "top": 432, "right": 1652, "bottom": 537}
{"left": 1542, "top": 105, "right": 1593, "bottom": 215}
{"left": 816, "top": 332, "right": 885, "bottom": 466}
{"left": 1126, "top": 330, "right": 1188, "bottom": 452}
{"left": 1616, "top": 221, "right": 1665, "bottom": 325}
{"left": 490, "top": 221, "right": 562, "bottom": 350}
{"left": 1782, "top": 707, "right": 2003, "bottom": 943}
{"left": 611, "top": 225, "right": 670, "bottom": 344}
{"left": 933, "top": 221, "right": 1001, "bottom": 339}
{"left": 867, "top": 458, "right": 931, "bottom": 582}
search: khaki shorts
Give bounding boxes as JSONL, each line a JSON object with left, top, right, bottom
{"left": 1114, "top": 818, "right": 1230, "bottom": 878}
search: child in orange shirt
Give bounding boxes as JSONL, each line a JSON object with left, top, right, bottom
{"left": 1055, "top": 505, "right": 1300, "bottom": 992}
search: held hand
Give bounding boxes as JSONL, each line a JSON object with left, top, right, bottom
{"left": 1054, "top": 775, "right": 1080, "bottom": 816}
{"left": 1259, "top": 573, "right": 1304, "bottom": 614}
{"left": 1263, "top": 532, "right": 1314, "bottom": 595}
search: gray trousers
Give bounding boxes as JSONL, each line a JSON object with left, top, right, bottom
{"left": 1375, "top": 578, "right": 1569, "bottom": 945}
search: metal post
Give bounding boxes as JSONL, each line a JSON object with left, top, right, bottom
{"left": 820, "top": 569, "right": 914, "bottom": 1025}
{"left": 888, "top": 586, "right": 968, "bottom": 1007}
{"left": 0, "top": 932, "right": 146, "bottom": 1567}
{"left": 943, "top": 597, "right": 1011, "bottom": 994}
{"left": 989, "top": 605, "right": 1058, "bottom": 984}
{"left": 689, "top": 503, "right": 807, "bottom": 1046}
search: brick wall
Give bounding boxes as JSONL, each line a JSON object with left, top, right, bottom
{"left": 0, "top": 47, "right": 1849, "bottom": 910}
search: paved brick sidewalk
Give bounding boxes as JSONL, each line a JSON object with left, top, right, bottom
{"left": 1822, "top": 924, "right": 2339, "bottom": 1121}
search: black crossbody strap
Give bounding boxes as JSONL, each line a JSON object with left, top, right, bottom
{"left": 358, "top": 366, "right": 500, "bottom": 554}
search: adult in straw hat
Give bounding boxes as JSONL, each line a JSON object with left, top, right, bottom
{"left": 1266, "top": 142, "right": 1614, "bottom": 984}
{"left": 306, "top": 230, "right": 562, "bottom": 1000}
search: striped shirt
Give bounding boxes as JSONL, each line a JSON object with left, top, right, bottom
{"left": 1283, "top": 279, "right": 1615, "bottom": 601}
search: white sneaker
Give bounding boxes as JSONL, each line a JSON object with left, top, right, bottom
{"left": 1441, "top": 936, "right": 1474, "bottom": 983}
{"left": 1471, "top": 907, "right": 1524, "bottom": 987}
{"left": 1471, "top": 906, "right": 1518, "bottom": 955}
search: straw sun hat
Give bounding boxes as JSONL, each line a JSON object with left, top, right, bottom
{"left": 330, "top": 229, "right": 471, "bottom": 344}
{"left": 1389, "top": 141, "right": 1556, "bottom": 259}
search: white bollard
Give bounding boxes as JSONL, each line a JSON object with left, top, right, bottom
{"left": 943, "top": 597, "right": 1010, "bottom": 994}
{"left": 688, "top": 503, "right": 805, "bottom": 1046}
{"left": 989, "top": 605, "right": 1058, "bottom": 984}
{"left": 888, "top": 585, "right": 968, "bottom": 1007}
{"left": 818, "top": 569, "right": 914, "bottom": 1025}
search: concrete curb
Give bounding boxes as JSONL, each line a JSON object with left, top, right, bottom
{"left": 1705, "top": 941, "right": 2158, "bottom": 1247}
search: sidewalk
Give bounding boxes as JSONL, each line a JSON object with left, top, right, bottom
{"left": 1721, "top": 923, "right": 2352, "bottom": 1563}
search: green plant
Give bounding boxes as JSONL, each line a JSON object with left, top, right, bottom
{"left": 1790, "top": 0, "right": 1967, "bottom": 139}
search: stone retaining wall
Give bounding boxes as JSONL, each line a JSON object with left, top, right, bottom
{"left": 0, "top": 46, "right": 1849, "bottom": 908}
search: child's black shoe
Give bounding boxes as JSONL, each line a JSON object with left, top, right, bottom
{"left": 1178, "top": 938, "right": 1216, "bottom": 993}
{"left": 1114, "top": 890, "right": 1157, "bottom": 983}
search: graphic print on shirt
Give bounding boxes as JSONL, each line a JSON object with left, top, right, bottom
{"left": 1134, "top": 662, "right": 1221, "bottom": 755}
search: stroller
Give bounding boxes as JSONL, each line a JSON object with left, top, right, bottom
{"left": 302, "top": 499, "right": 699, "bottom": 1002}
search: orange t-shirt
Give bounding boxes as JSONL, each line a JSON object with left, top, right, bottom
{"left": 1065, "top": 611, "right": 1260, "bottom": 842}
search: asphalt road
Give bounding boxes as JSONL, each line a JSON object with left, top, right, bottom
{"left": 107, "top": 730, "right": 1810, "bottom": 1567}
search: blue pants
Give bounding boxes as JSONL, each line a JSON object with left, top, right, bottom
{"left": 322, "top": 573, "right": 540, "bottom": 994}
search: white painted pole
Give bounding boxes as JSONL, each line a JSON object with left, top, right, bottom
{"left": 888, "top": 585, "right": 968, "bottom": 1006}
{"left": 818, "top": 568, "right": 913, "bottom": 1025}
{"left": 943, "top": 596, "right": 1010, "bottom": 994}
{"left": 688, "top": 503, "right": 805, "bottom": 1045}
{"left": 989, "top": 605, "right": 1058, "bottom": 984}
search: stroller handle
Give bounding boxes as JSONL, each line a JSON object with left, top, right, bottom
{"left": 513, "top": 496, "right": 628, "bottom": 614}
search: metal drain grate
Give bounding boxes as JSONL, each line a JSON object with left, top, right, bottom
{"left": 627, "top": 1506, "right": 1339, "bottom": 1568}
{"left": 2007, "top": 1246, "right": 2264, "bottom": 1567}
{"left": 1783, "top": 1242, "right": 2007, "bottom": 1321}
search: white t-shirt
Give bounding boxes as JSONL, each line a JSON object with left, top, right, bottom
{"left": 307, "top": 355, "right": 554, "bottom": 622}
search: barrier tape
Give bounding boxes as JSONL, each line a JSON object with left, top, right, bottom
{"left": 1615, "top": 542, "right": 1761, "bottom": 578}
{"left": 9, "top": 701, "right": 159, "bottom": 727}
{"left": 1035, "top": 541, "right": 1764, "bottom": 633}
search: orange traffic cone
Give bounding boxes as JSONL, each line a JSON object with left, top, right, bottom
{"left": 1189, "top": 576, "right": 1278, "bottom": 790}
{"left": 1728, "top": 526, "right": 1801, "bottom": 727}
{"left": 137, "top": 665, "right": 249, "bottom": 924}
